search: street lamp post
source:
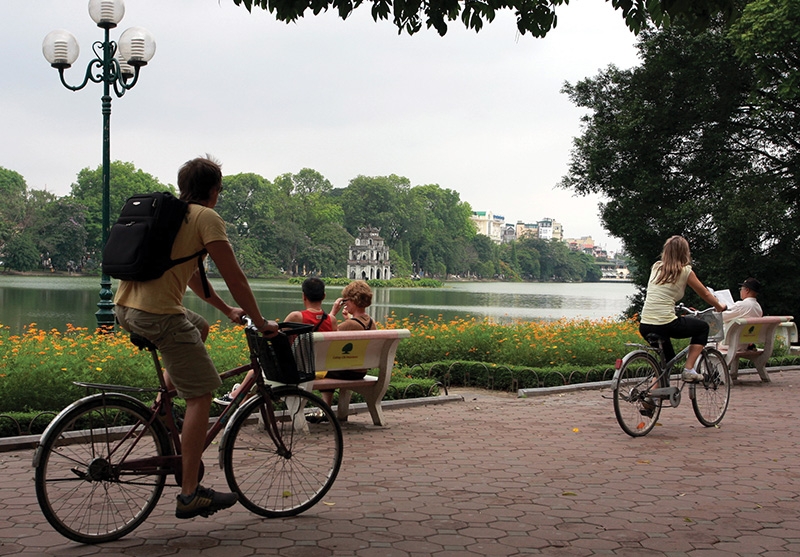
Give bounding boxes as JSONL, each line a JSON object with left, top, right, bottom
{"left": 42, "top": 0, "right": 155, "bottom": 330}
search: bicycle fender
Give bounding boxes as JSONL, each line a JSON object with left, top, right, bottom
{"left": 32, "top": 392, "right": 154, "bottom": 468}
{"left": 612, "top": 350, "right": 657, "bottom": 382}
{"left": 217, "top": 392, "right": 266, "bottom": 469}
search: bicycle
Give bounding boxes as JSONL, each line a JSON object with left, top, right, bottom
{"left": 612, "top": 305, "right": 731, "bottom": 437}
{"left": 32, "top": 319, "right": 343, "bottom": 544}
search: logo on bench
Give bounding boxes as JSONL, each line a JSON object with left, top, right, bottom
{"left": 325, "top": 340, "right": 368, "bottom": 368}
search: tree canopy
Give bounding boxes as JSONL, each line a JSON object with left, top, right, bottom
{"left": 561, "top": 1, "right": 800, "bottom": 317}
{"left": 232, "top": 0, "right": 742, "bottom": 37}
{"left": 1, "top": 160, "right": 604, "bottom": 282}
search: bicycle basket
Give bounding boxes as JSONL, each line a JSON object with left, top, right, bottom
{"left": 699, "top": 310, "right": 724, "bottom": 341}
{"left": 245, "top": 322, "right": 316, "bottom": 384}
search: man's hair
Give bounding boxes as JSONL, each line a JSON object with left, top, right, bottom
{"left": 302, "top": 277, "right": 326, "bottom": 302}
{"left": 177, "top": 155, "right": 222, "bottom": 203}
{"left": 341, "top": 280, "right": 373, "bottom": 308}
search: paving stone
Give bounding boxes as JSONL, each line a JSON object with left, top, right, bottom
{"left": 3, "top": 375, "right": 800, "bottom": 555}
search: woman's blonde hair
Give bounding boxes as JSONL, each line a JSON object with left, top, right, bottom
{"left": 341, "top": 280, "right": 373, "bottom": 308}
{"left": 655, "top": 235, "right": 691, "bottom": 285}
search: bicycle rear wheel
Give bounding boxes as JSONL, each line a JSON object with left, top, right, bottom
{"left": 613, "top": 352, "right": 662, "bottom": 437}
{"left": 33, "top": 395, "right": 171, "bottom": 544}
{"left": 692, "top": 348, "right": 731, "bottom": 427}
{"left": 223, "top": 386, "right": 343, "bottom": 517}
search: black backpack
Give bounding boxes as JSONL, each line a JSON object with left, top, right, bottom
{"left": 102, "top": 192, "right": 210, "bottom": 297}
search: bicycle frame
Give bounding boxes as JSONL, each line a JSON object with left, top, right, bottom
{"left": 61, "top": 334, "right": 286, "bottom": 483}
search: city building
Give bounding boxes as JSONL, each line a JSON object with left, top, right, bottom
{"left": 515, "top": 221, "right": 538, "bottom": 240}
{"left": 501, "top": 224, "right": 517, "bottom": 243}
{"left": 537, "top": 218, "right": 563, "bottom": 241}
{"left": 347, "top": 226, "right": 391, "bottom": 280}
{"left": 470, "top": 211, "right": 505, "bottom": 244}
{"left": 565, "top": 236, "right": 595, "bottom": 253}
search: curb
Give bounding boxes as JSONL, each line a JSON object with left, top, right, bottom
{"left": 0, "top": 394, "right": 467, "bottom": 453}
{"left": 517, "top": 365, "right": 800, "bottom": 398}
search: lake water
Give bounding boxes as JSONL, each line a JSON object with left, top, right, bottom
{"left": 0, "top": 276, "right": 637, "bottom": 333}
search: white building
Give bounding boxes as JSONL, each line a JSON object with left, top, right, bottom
{"left": 347, "top": 226, "right": 391, "bottom": 280}
{"left": 470, "top": 211, "right": 505, "bottom": 244}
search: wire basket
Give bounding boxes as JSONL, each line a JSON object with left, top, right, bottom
{"left": 699, "top": 310, "right": 724, "bottom": 342}
{"left": 245, "top": 322, "right": 316, "bottom": 384}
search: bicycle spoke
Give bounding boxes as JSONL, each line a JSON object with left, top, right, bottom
{"left": 224, "top": 387, "right": 343, "bottom": 517}
{"left": 35, "top": 396, "right": 170, "bottom": 544}
{"left": 613, "top": 352, "right": 661, "bottom": 437}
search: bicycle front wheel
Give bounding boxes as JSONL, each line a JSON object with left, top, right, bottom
{"left": 692, "top": 348, "right": 731, "bottom": 427}
{"left": 223, "top": 386, "right": 343, "bottom": 517}
{"left": 613, "top": 352, "right": 662, "bottom": 437}
{"left": 33, "top": 395, "right": 171, "bottom": 544}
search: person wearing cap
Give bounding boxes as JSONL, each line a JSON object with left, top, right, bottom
{"left": 723, "top": 278, "right": 763, "bottom": 325}
{"left": 722, "top": 278, "right": 763, "bottom": 351}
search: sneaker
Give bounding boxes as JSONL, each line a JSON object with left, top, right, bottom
{"left": 176, "top": 485, "right": 238, "bottom": 519}
{"left": 213, "top": 383, "right": 240, "bottom": 406}
{"left": 681, "top": 369, "right": 704, "bottom": 382}
{"left": 640, "top": 398, "right": 656, "bottom": 418}
{"left": 306, "top": 409, "right": 329, "bottom": 424}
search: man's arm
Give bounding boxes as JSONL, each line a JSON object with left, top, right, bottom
{"left": 204, "top": 240, "right": 277, "bottom": 333}
{"left": 722, "top": 300, "right": 746, "bottom": 323}
{"left": 186, "top": 270, "right": 239, "bottom": 321}
{"left": 687, "top": 271, "right": 727, "bottom": 312}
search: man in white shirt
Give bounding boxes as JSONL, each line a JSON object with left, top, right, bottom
{"left": 722, "top": 278, "right": 763, "bottom": 348}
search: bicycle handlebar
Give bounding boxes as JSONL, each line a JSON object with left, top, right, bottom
{"left": 675, "top": 303, "right": 718, "bottom": 317}
{"left": 240, "top": 316, "right": 314, "bottom": 336}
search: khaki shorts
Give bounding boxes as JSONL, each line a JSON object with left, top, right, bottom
{"left": 115, "top": 306, "right": 221, "bottom": 400}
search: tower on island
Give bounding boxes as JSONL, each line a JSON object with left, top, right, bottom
{"left": 347, "top": 226, "right": 391, "bottom": 280}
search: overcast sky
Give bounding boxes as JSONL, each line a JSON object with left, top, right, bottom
{"left": 1, "top": 0, "right": 640, "bottom": 252}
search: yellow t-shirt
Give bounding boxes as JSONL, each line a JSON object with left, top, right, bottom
{"left": 640, "top": 262, "right": 692, "bottom": 325}
{"left": 114, "top": 204, "right": 228, "bottom": 314}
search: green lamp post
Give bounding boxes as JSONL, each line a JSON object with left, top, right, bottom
{"left": 42, "top": 0, "right": 155, "bottom": 330}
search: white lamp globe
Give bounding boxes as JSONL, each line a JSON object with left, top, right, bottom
{"left": 118, "top": 27, "right": 156, "bottom": 66}
{"left": 88, "top": 0, "right": 125, "bottom": 29}
{"left": 42, "top": 30, "right": 80, "bottom": 68}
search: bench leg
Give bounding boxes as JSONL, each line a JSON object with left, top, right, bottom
{"left": 336, "top": 389, "right": 353, "bottom": 422}
{"left": 728, "top": 357, "right": 740, "bottom": 381}
{"left": 365, "top": 396, "right": 386, "bottom": 427}
{"left": 753, "top": 355, "right": 771, "bottom": 383}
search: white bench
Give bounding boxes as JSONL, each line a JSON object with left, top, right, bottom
{"left": 718, "top": 316, "right": 794, "bottom": 382}
{"left": 310, "top": 329, "right": 411, "bottom": 426}
{"left": 777, "top": 321, "right": 800, "bottom": 355}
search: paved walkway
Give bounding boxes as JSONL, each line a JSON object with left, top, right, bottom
{"left": 2, "top": 370, "right": 800, "bottom": 556}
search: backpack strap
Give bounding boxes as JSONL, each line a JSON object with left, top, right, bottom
{"left": 170, "top": 249, "right": 210, "bottom": 298}
{"left": 312, "top": 312, "right": 329, "bottom": 332}
{"left": 182, "top": 201, "right": 211, "bottom": 298}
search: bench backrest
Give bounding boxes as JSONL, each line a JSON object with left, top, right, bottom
{"left": 723, "top": 316, "right": 794, "bottom": 347}
{"left": 311, "top": 329, "right": 411, "bottom": 372}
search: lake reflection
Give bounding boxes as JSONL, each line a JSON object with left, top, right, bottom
{"left": 0, "top": 276, "right": 636, "bottom": 333}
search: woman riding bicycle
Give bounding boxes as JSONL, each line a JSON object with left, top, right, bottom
{"left": 639, "top": 235, "right": 727, "bottom": 382}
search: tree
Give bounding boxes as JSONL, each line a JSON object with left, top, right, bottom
{"left": 3, "top": 232, "right": 39, "bottom": 272}
{"left": 561, "top": 19, "right": 800, "bottom": 316}
{"left": 29, "top": 197, "right": 88, "bottom": 271}
{"left": 405, "top": 184, "right": 475, "bottom": 277}
{"left": 233, "top": 0, "right": 742, "bottom": 37}
{"left": 215, "top": 172, "right": 281, "bottom": 276}
{"left": 0, "top": 167, "right": 27, "bottom": 247}
{"left": 340, "top": 175, "right": 413, "bottom": 243}
{"left": 272, "top": 169, "right": 350, "bottom": 275}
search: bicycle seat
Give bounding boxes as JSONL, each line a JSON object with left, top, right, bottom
{"left": 645, "top": 334, "right": 666, "bottom": 345}
{"left": 130, "top": 332, "right": 158, "bottom": 352}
